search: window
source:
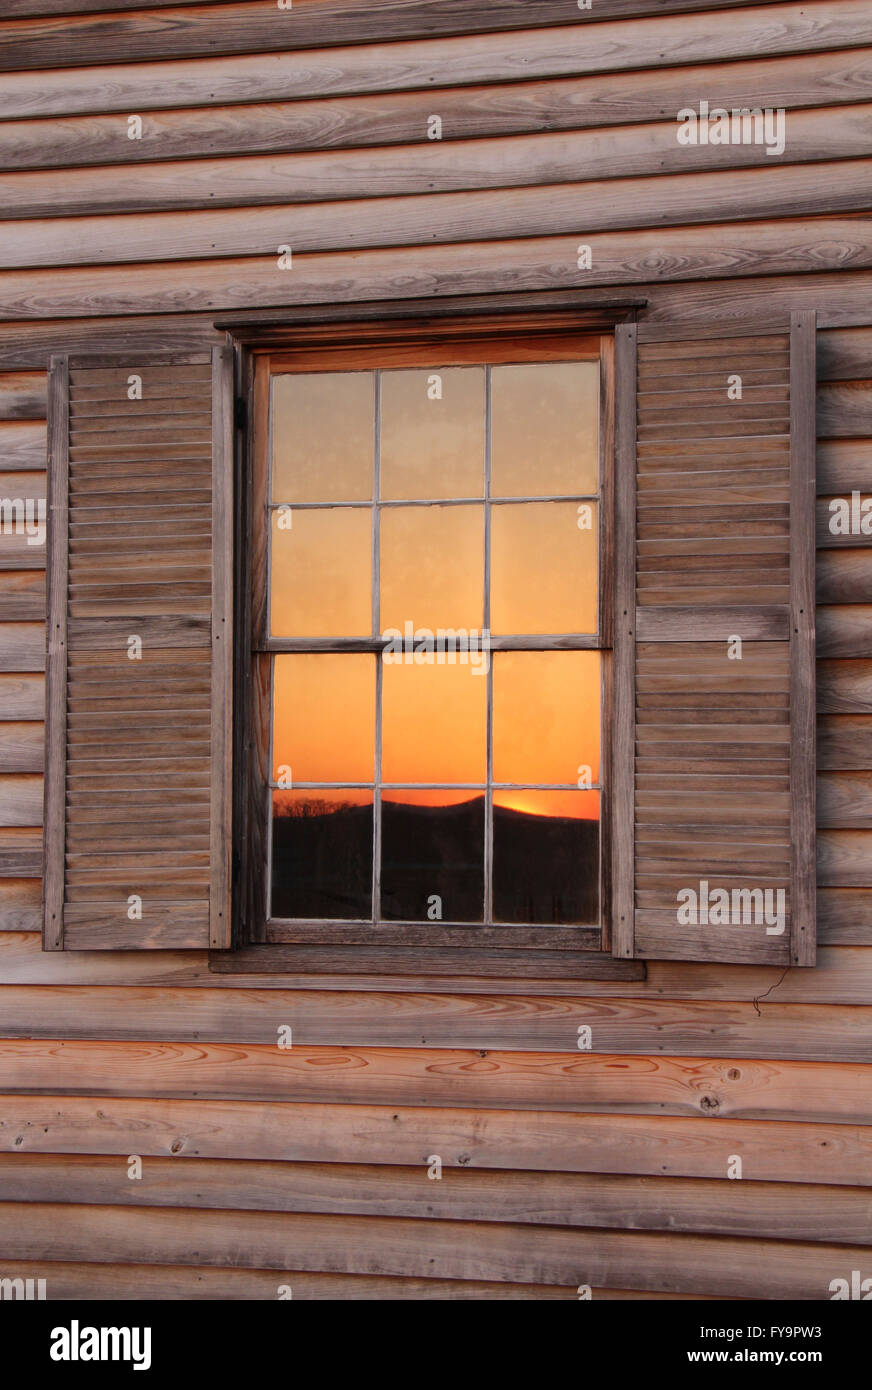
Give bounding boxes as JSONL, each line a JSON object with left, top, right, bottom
{"left": 40, "top": 300, "right": 815, "bottom": 966}
{"left": 241, "top": 328, "right": 614, "bottom": 954}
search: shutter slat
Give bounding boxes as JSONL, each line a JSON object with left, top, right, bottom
{"left": 613, "top": 315, "right": 816, "bottom": 966}
{"left": 43, "top": 347, "right": 233, "bottom": 951}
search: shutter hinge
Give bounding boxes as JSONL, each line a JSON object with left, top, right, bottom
{"left": 234, "top": 396, "right": 247, "bottom": 432}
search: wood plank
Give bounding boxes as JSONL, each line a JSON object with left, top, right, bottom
{"left": 818, "top": 828, "right": 872, "bottom": 886}
{"left": 2, "top": 1037, "right": 872, "bottom": 1122}
{"left": 5, "top": 927, "right": 872, "bottom": 1007}
{"left": 4, "top": 101, "right": 872, "bottom": 217}
{"left": 0, "top": 372, "right": 44, "bottom": 418}
{"left": 4, "top": 161, "right": 871, "bottom": 269}
{"left": 3, "top": 1091, "right": 872, "bottom": 1188}
{"left": 210, "top": 345, "right": 232, "bottom": 951}
{"left": 1, "top": 217, "right": 869, "bottom": 319}
{"left": 0, "top": 828, "right": 42, "bottom": 876}
{"left": 42, "top": 356, "right": 67, "bottom": 950}
{"left": 0, "top": 674, "right": 43, "bottom": 720}
{"left": 790, "top": 309, "right": 817, "bottom": 967}
{"left": 0, "top": 0, "right": 777, "bottom": 22}
{"left": 818, "top": 381, "right": 872, "bottom": 437}
{"left": 634, "top": 920, "right": 789, "bottom": 967}
{"left": 818, "top": 606, "right": 872, "bottom": 657}
{"left": 210, "top": 945, "right": 641, "bottom": 982}
{"left": 817, "top": 439, "right": 872, "bottom": 493}
{"left": 0, "top": 0, "right": 860, "bottom": 76}
{"left": 0, "top": 572, "right": 45, "bottom": 622}
{"left": 818, "top": 888, "right": 872, "bottom": 943}
{"left": 635, "top": 607, "right": 789, "bottom": 640}
{"left": 0, "top": 1200, "right": 863, "bottom": 1298}
{"left": 818, "top": 714, "right": 872, "bottom": 769}
{"left": 0, "top": 421, "right": 46, "bottom": 469}
{"left": 0, "top": 278, "right": 844, "bottom": 373}
{"left": 817, "top": 660, "right": 872, "bottom": 713}
{"left": 0, "top": 774, "right": 42, "bottom": 826}
{"left": 817, "top": 772, "right": 872, "bottom": 827}
{"left": 642, "top": 268, "right": 872, "bottom": 330}
{"left": 2, "top": 49, "right": 869, "bottom": 172}
{"left": 0, "top": 722, "right": 43, "bottom": 773}
{"left": 818, "top": 326, "right": 872, "bottom": 381}
{"left": 2, "top": 985, "right": 872, "bottom": 1062}
{"left": 816, "top": 551, "right": 872, "bottom": 604}
{"left": 0, "top": 878, "right": 40, "bottom": 931}
{"left": 611, "top": 322, "right": 635, "bottom": 960}
{"left": 0, "top": 1257, "right": 580, "bottom": 1299}
{"left": 2, "top": 1152, "right": 870, "bottom": 1246}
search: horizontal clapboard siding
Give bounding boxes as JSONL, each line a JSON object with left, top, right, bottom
{"left": 0, "top": 0, "right": 862, "bottom": 73}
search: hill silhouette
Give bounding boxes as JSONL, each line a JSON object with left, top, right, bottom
{"left": 271, "top": 795, "right": 598, "bottom": 925}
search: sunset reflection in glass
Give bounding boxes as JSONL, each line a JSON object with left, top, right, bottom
{"left": 268, "top": 356, "right": 601, "bottom": 924}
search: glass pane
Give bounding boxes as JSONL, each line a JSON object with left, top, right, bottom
{"left": 490, "top": 501, "right": 597, "bottom": 635}
{"left": 491, "top": 361, "right": 599, "bottom": 497}
{"left": 271, "top": 372, "right": 374, "bottom": 503}
{"left": 380, "top": 503, "right": 484, "bottom": 633}
{"left": 493, "top": 651, "right": 600, "bottom": 786}
{"left": 270, "top": 506, "right": 371, "bottom": 637}
{"left": 493, "top": 790, "right": 599, "bottom": 924}
{"left": 382, "top": 659, "right": 487, "bottom": 784}
{"left": 271, "top": 789, "right": 373, "bottom": 919}
{"left": 381, "top": 789, "right": 484, "bottom": 922}
{"left": 273, "top": 653, "right": 375, "bottom": 783}
{"left": 380, "top": 367, "right": 485, "bottom": 500}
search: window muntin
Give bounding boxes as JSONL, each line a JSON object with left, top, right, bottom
{"left": 263, "top": 352, "right": 604, "bottom": 930}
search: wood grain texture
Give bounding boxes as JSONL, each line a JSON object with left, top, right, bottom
{"left": 1, "top": 1152, "right": 870, "bottom": 1246}
{"left": 4, "top": 124, "right": 872, "bottom": 219}
{"left": 611, "top": 323, "right": 635, "bottom": 959}
{"left": 818, "top": 439, "right": 872, "bottom": 495}
{"left": 0, "top": 1198, "right": 863, "bottom": 1297}
{"left": 209, "top": 345, "right": 233, "bottom": 950}
{"left": 0, "top": 0, "right": 799, "bottom": 36}
{"left": 5, "top": 163, "right": 870, "bottom": 270}
{"left": 2, "top": 51, "right": 870, "bottom": 173}
{"left": 817, "top": 326, "right": 872, "bottom": 382}
{"left": 1, "top": 219, "right": 870, "bottom": 321}
{"left": 3, "top": 930, "right": 872, "bottom": 1005}
{"left": 41, "top": 357, "right": 67, "bottom": 949}
{"left": 0, "top": 879, "right": 40, "bottom": 931}
{"left": 0, "top": 984, "right": 871, "bottom": 1062}
{"left": 0, "top": 421, "right": 47, "bottom": 469}
{"left": 3, "top": 1091, "right": 872, "bottom": 1186}
{"left": 790, "top": 311, "right": 817, "bottom": 966}
{"left": 0, "top": 0, "right": 861, "bottom": 75}
{"left": 3, "top": 1037, "right": 872, "bottom": 1122}
{"left": 817, "top": 551, "right": 872, "bottom": 603}
{"left": 0, "top": 1258, "right": 588, "bottom": 1298}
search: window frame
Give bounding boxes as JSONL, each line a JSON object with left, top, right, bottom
{"left": 225, "top": 299, "right": 645, "bottom": 980}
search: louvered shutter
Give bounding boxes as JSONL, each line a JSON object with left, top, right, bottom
{"left": 43, "top": 348, "right": 234, "bottom": 950}
{"left": 612, "top": 313, "right": 816, "bottom": 966}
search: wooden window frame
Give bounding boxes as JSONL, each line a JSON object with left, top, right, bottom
{"left": 219, "top": 294, "right": 645, "bottom": 982}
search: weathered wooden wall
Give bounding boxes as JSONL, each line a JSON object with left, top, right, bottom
{"left": 1, "top": 0, "right": 871, "bottom": 1298}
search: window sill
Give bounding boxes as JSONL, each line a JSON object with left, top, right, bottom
{"left": 210, "top": 943, "right": 646, "bottom": 983}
